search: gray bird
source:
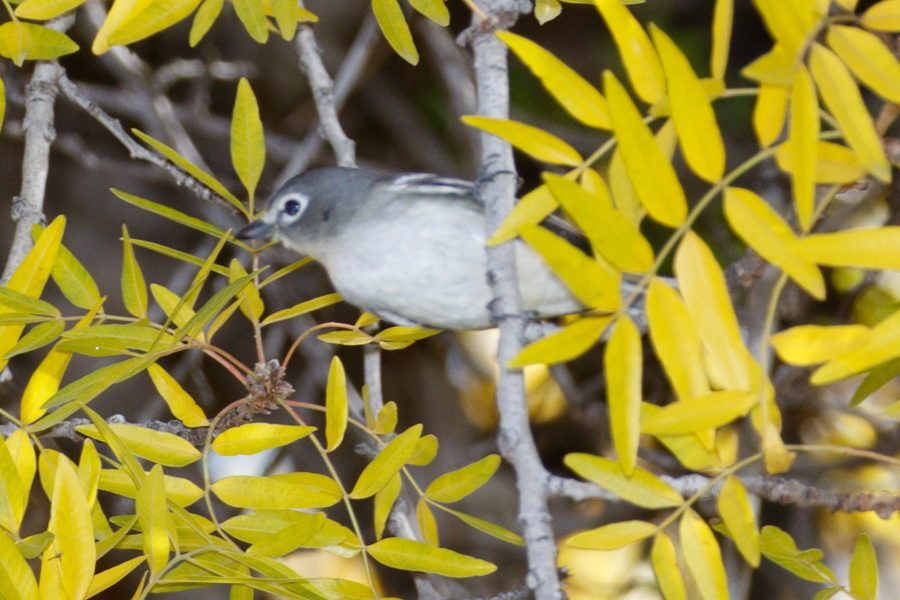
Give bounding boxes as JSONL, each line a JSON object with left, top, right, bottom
{"left": 237, "top": 167, "right": 588, "bottom": 330}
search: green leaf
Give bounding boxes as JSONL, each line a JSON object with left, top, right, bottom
{"left": 231, "top": 78, "right": 266, "bottom": 201}
{"left": 3, "top": 319, "right": 64, "bottom": 359}
{"left": 233, "top": 0, "right": 268, "bottom": 42}
{"left": 367, "top": 538, "right": 496, "bottom": 577}
{"left": 325, "top": 356, "right": 348, "bottom": 452}
{"left": 373, "top": 0, "right": 418, "bottom": 64}
{"left": 462, "top": 116, "right": 582, "bottom": 165}
{"left": 425, "top": 454, "right": 500, "bottom": 503}
{"left": 121, "top": 225, "right": 148, "bottom": 319}
{"left": 849, "top": 533, "right": 877, "bottom": 600}
{"left": 350, "top": 424, "right": 422, "bottom": 499}
{"left": 213, "top": 424, "right": 316, "bottom": 456}
{"left": 109, "top": 0, "right": 203, "bottom": 46}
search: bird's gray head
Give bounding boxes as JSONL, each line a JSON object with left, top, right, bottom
{"left": 236, "top": 167, "right": 381, "bottom": 253}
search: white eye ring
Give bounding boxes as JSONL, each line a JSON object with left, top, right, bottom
{"left": 280, "top": 193, "right": 309, "bottom": 221}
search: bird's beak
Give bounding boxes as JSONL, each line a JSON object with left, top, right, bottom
{"left": 236, "top": 220, "right": 274, "bottom": 240}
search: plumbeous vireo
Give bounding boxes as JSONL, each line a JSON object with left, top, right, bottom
{"left": 237, "top": 167, "right": 591, "bottom": 330}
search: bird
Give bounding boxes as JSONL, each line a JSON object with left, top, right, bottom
{"left": 237, "top": 167, "right": 590, "bottom": 330}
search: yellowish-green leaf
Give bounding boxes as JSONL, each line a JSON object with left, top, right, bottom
{"left": 6, "top": 430, "right": 34, "bottom": 517}
{"left": 270, "top": 0, "right": 298, "bottom": 39}
{"left": 16, "top": 0, "right": 87, "bottom": 19}
{"left": 793, "top": 227, "right": 900, "bottom": 270}
{"left": 109, "top": 0, "right": 202, "bottom": 46}
{"left": 751, "top": 0, "right": 816, "bottom": 54}
{"left": 229, "top": 259, "right": 263, "bottom": 322}
{"left": 32, "top": 224, "right": 100, "bottom": 310}
{"left": 350, "top": 424, "right": 423, "bottom": 499}
{"left": 789, "top": 66, "right": 818, "bottom": 231}
{"left": 15, "top": 531, "right": 53, "bottom": 561}
{"left": 61, "top": 324, "right": 175, "bottom": 354}
{"left": 77, "top": 423, "right": 202, "bottom": 467}
{"left": 375, "top": 401, "right": 398, "bottom": 435}
{"left": 213, "top": 423, "right": 315, "bottom": 456}
{"left": 641, "top": 391, "right": 756, "bottom": 435}
{"left": 606, "top": 316, "right": 642, "bottom": 475}
{"left": 85, "top": 556, "right": 145, "bottom": 599}
{"left": 860, "top": 0, "right": 900, "bottom": 31}
{"left": 113, "top": 190, "right": 234, "bottom": 243}
{"left": 675, "top": 231, "right": 750, "bottom": 391}
{"left": 417, "top": 498, "right": 439, "bottom": 546}
{"left": 93, "top": 0, "right": 142, "bottom": 53}
{"left": 652, "top": 25, "right": 725, "bottom": 182}
{"left": 137, "top": 465, "right": 169, "bottom": 575}
{"left": 604, "top": 71, "right": 686, "bottom": 227}
{"left": 535, "top": 0, "right": 562, "bottom": 22}
{"left": 318, "top": 330, "right": 373, "bottom": 345}
{"left": 375, "top": 326, "right": 441, "bottom": 350}
{"left": 407, "top": 0, "right": 449, "bottom": 25}
{"left": 408, "top": 434, "right": 438, "bottom": 466}
{"left": 374, "top": 473, "right": 401, "bottom": 540}
{"left": 121, "top": 225, "right": 147, "bottom": 318}
{"left": 462, "top": 116, "right": 582, "bottom": 166}
{"left": 567, "top": 520, "right": 657, "bottom": 550}
{"left": 131, "top": 239, "right": 229, "bottom": 277}
{"left": 3, "top": 320, "right": 64, "bottom": 359}
{"left": 367, "top": 538, "right": 496, "bottom": 577}
{"left": 754, "top": 84, "right": 789, "bottom": 148}
{"left": 519, "top": 224, "right": 619, "bottom": 310}
{"left": 48, "top": 458, "right": 94, "bottom": 600}
{"left": 723, "top": 187, "right": 825, "bottom": 298}
{"left": 594, "top": 0, "right": 664, "bottom": 103}
{"left": 246, "top": 512, "right": 326, "bottom": 557}
{"left": 544, "top": 173, "right": 653, "bottom": 272}
{"left": 212, "top": 474, "right": 342, "bottom": 509}
{"left": 77, "top": 438, "right": 101, "bottom": 508}
{"left": 43, "top": 356, "right": 154, "bottom": 409}
{"left": 373, "top": 0, "right": 418, "bottom": 64}
{"left": 718, "top": 475, "right": 760, "bottom": 566}
{"left": 711, "top": 0, "right": 733, "bottom": 80}
{"left": 425, "top": 454, "right": 500, "bottom": 503}
{"left": 759, "top": 525, "right": 837, "bottom": 583}
{"left": 10, "top": 23, "right": 77, "bottom": 59}
{"left": 98, "top": 469, "right": 203, "bottom": 507}
{"left": 647, "top": 278, "right": 709, "bottom": 401}
{"left": 233, "top": 0, "right": 267, "bottom": 42}
{"left": 849, "top": 533, "right": 877, "bottom": 600}
{"left": 189, "top": 0, "right": 223, "bottom": 46}
{"left": 325, "top": 356, "right": 348, "bottom": 452}
{"left": 771, "top": 324, "right": 871, "bottom": 366}
{"left": 0, "top": 438, "right": 23, "bottom": 534}
{"left": 680, "top": 510, "right": 728, "bottom": 600}
{"left": 176, "top": 272, "right": 258, "bottom": 340}
{"left": 440, "top": 507, "right": 524, "bottom": 545}
{"left": 262, "top": 293, "right": 342, "bottom": 325}
{"left": 0, "top": 528, "right": 39, "bottom": 600}
{"left": 487, "top": 183, "right": 558, "bottom": 245}
{"left": 0, "top": 286, "right": 58, "bottom": 316}
{"left": 809, "top": 43, "right": 891, "bottom": 182}
{"left": 652, "top": 533, "right": 687, "bottom": 600}
{"left": 564, "top": 453, "right": 683, "bottom": 508}
{"left": 498, "top": 31, "right": 610, "bottom": 129}
{"left": 776, "top": 140, "right": 867, "bottom": 184}
{"left": 510, "top": 315, "right": 612, "bottom": 367}
{"left": 153, "top": 283, "right": 198, "bottom": 329}
{"left": 742, "top": 45, "right": 795, "bottom": 86}
{"left": 828, "top": 25, "right": 900, "bottom": 104}
{"left": 232, "top": 78, "right": 266, "bottom": 201}
{"left": 0, "top": 21, "right": 32, "bottom": 66}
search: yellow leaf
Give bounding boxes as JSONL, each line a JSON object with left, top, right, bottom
{"left": 47, "top": 458, "right": 94, "bottom": 600}
{"left": 442, "top": 507, "right": 524, "bottom": 546}
{"left": 147, "top": 363, "right": 209, "bottom": 427}
{"left": 605, "top": 316, "right": 642, "bottom": 475}
{"left": 269, "top": 0, "right": 298, "bottom": 39}
{"left": 741, "top": 45, "right": 795, "bottom": 86}
{"left": 487, "top": 183, "right": 558, "bottom": 245}
{"left": 372, "top": 0, "right": 418, "bottom": 65}
{"left": 675, "top": 231, "right": 750, "bottom": 391}
{"left": 544, "top": 173, "right": 654, "bottom": 272}
{"left": 137, "top": 464, "right": 169, "bottom": 575}
{"left": 810, "top": 309, "right": 900, "bottom": 383}
{"left": 680, "top": 510, "right": 728, "bottom": 600}
{"left": 771, "top": 324, "right": 871, "bottom": 365}
{"left": 835, "top": 0, "right": 858, "bottom": 11}
{"left": 462, "top": 116, "right": 582, "bottom": 166}
{"left": 718, "top": 475, "right": 760, "bottom": 566}
{"left": 108, "top": 0, "right": 203, "bottom": 46}
{"left": 754, "top": 84, "right": 789, "bottom": 148}
{"left": 325, "top": 356, "right": 348, "bottom": 452}
{"left": 809, "top": 43, "right": 891, "bottom": 182}
{"left": 408, "top": 434, "right": 438, "bottom": 466}
{"left": 860, "top": 0, "right": 900, "bottom": 31}
{"left": 509, "top": 316, "right": 612, "bottom": 367}
{"left": 564, "top": 453, "right": 683, "bottom": 508}
{"left": 367, "top": 538, "right": 496, "bottom": 577}
{"left": 652, "top": 25, "right": 725, "bottom": 183}
{"left": 849, "top": 534, "right": 877, "bottom": 600}
{"left": 189, "top": 0, "right": 223, "bottom": 46}
{"left": 5, "top": 430, "right": 34, "bottom": 517}
{"left": 641, "top": 391, "right": 756, "bottom": 435}
{"left": 652, "top": 533, "right": 687, "bottom": 600}
{"left": 498, "top": 31, "right": 611, "bottom": 129}
{"left": 16, "top": 0, "right": 87, "bottom": 19}
{"left": 77, "top": 439, "right": 101, "bottom": 508}
{"left": 793, "top": 227, "right": 900, "bottom": 270}
{"left": 416, "top": 498, "right": 439, "bottom": 546}
{"left": 233, "top": 0, "right": 267, "bottom": 42}
{"left": 99, "top": 469, "right": 204, "bottom": 507}
{"left": 647, "top": 278, "right": 710, "bottom": 401}
{"left": 212, "top": 423, "right": 315, "bottom": 456}
{"left": 828, "top": 25, "right": 900, "bottom": 104}
{"left": 93, "top": 0, "right": 146, "bottom": 53}
{"left": 789, "top": 66, "right": 818, "bottom": 232}
{"left": 85, "top": 557, "right": 145, "bottom": 598}
{"left": 594, "top": 0, "right": 665, "bottom": 103}
{"left": 232, "top": 78, "right": 266, "bottom": 202}
{"left": 246, "top": 512, "right": 326, "bottom": 557}
{"left": 566, "top": 520, "right": 657, "bottom": 550}
{"left": 261, "top": 293, "right": 342, "bottom": 325}
{"left": 0, "top": 531, "right": 39, "bottom": 600}
{"left": 751, "top": 0, "right": 816, "bottom": 54}
{"left": 519, "top": 224, "right": 620, "bottom": 310}
{"left": 0, "top": 21, "right": 32, "bottom": 66}
{"left": 374, "top": 474, "right": 401, "bottom": 540}
{"left": 407, "top": 0, "right": 448, "bottom": 25}
{"left": 229, "top": 259, "right": 264, "bottom": 322}
{"left": 535, "top": 0, "right": 562, "bottom": 22}
{"left": 0, "top": 77, "right": 4, "bottom": 134}
{"left": 0, "top": 439, "right": 23, "bottom": 535}
{"left": 607, "top": 148, "right": 644, "bottom": 226}
{"left": 211, "top": 474, "right": 341, "bottom": 509}
{"left": 425, "top": 454, "right": 500, "bottom": 503}
{"left": 723, "top": 187, "right": 825, "bottom": 298}
{"left": 350, "top": 424, "right": 422, "bottom": 499}
{"left": 77, "top": 423, "right": 202, "bottom": 467}
{"left": 375, "top": 401, "right": 398, "bottom": 435}
{"left": 8, "top": 23, "right": 77, "bottom": 60}
{"left": 121, "top": 225, "right": 147, "bottom": 319}
{"left": 776, "top": 140, "right": 867, "bottom": 183}
{"left": 32, "top": 224, "right": 100, "bottom": 310}
{"left": 711, "top": 0, "right": 733, "bottom": 80}
{"left": 604, "top": 71, "right": 687, "bottom": 227}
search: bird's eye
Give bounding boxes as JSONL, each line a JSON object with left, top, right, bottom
{"left": 284, "top": 199, "right": 302, "bottom": 216}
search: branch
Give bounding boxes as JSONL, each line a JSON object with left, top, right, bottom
{"left": 467, "top": 3, "right": 562, "bottom": 600}
{"left": 1, "top": 13, "right": 76, "bottom": 285}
